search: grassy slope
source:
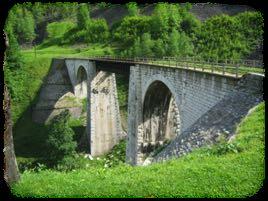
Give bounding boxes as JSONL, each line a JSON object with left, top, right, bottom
{"left": 12, "top": 45, "right": 119, "bottom": 159}
{"left": 11, "top": 102, "right": 264, "bottom": 198}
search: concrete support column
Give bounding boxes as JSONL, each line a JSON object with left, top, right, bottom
{"left": 90, "top": 71, "right": 123, "bottom": 156}
{"left": 126, "top": 65, "right": 143, "bottom": 165}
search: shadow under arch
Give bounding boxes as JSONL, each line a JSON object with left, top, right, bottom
{"left": 75, "top": 65, "right": 88, "bottom": 98}
{"left": 141, "top": 80, "right": 181, "bottom": 157}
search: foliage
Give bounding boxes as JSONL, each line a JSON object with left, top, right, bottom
{"left": 8, "top": 4, "right": 36, "bottom": 44}
{"left": 11, "top": 103, "right": 264, "bottom": 197}
{"left": 113, "top": 16, "right": 151, "bottom": 48}
{"left": 103, "top": 140, "right": 126, "bottom": 168}
{"left": 4, "top": 19, "right": 25, "bottom": 102}
{"left": 96, "top": 2, "right": 112, "bottom": 9}
{"left": 46, "top": 110, "right": 77, "bottom": 166}
{"left": 152, "top": 39, "right": 165, "bottom": 58}
{"left": 85, "top": 19, "right": 109, "bottom": 43}
{"left": 77, "top": 3, "right": 90, "bottom": 30}
{"left": 194, "top": 12, "right": 263, "bottom": 61}
{"left": 126, "top": 2, "right": 139, "bottom": 16}
{"left": 45, "top": 21, "right": 75, "bottom": 45}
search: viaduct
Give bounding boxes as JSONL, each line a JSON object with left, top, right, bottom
{"left": 32, "top": 57, "right": 263, "bottom": 165}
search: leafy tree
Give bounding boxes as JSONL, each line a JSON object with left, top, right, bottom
{"left": 194, "top": 12, "right": 263, "bottom": 61}
{"left": 11, "top": 6, "right": 36, "bottom": 44}
{"left": 113, "top": 16, "right": 151, "bottom": 48}
{"left": 166, "top": 29, "right": 180, "bottom": 56}
{"left": 46, "top": 110, "right": 77, "bottom": 165}
{"left": 126, "top": 2, "right": 139, "bottom": 16}
{"left": 86, "top": 19, "right": 109, "bottom": 43}
{"left": 167, "top": 4, "right": 182, "bottom": 32}
{"left": 151, "top": 3, "right": 169, "bottom": 40}
{"left": 77, "top": 3, "right": 90, "bottom": 29}
{"left": 153, "top": 39, "right": 165, "bottom": 58}
{"left": 131, "top": 37, "right": 142, "bottom": 57}
{"left": 140, "top": 33, "right": 153, "bottom": 57}
{"left": 4, "top": 19, "right": 23, "bottom": 71}
{"left": 166, "top": 29, "right": 194, "bottom": 57}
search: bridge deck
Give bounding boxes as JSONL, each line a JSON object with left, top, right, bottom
{"left": 61, "top": 57, "right": 264, "bottom": 78}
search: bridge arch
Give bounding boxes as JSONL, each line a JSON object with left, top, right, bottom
{"left": 75, "top": 65, "right": 88, "bottom": 98}
{"left": 141, "top": 78, "right": 181, "bottom": 156}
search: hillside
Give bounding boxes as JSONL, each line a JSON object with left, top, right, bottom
{"left": 90, "top": 3, "right": 255, "bottom": 27}
{"left": 11, "top": 102, "right": 264, "bottom": 198}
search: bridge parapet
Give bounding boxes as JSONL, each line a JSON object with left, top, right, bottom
{"left": 88, "top": 55, "right": 264, "bottom": 78}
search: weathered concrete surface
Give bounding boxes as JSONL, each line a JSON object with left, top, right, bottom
{"left": 33, "top": 58, "right": 124, "bottom": 156}
{"left": 126, "top": 64, "right": 263, "bottom": 165}
{"left": 32, "top": 59, "right": 82, "bottom": 123}
{"left": 90, "top": 71, "right": 125, "bottom": 156}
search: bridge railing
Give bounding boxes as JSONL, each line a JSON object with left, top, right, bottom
{"left": 91, "top": 55, "right": 264, "bottom": 77}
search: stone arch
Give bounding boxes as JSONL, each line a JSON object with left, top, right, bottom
{"left": 142, "top": 74, "right": 181, "bottom": 107}
{"left": 141, "top": 78, "right": 181, "bottom": 156}
{"left": 75, "top": 65, "right": 88, "bottom": 98}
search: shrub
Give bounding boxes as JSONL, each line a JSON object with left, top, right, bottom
{"left": 46, "top": 21, "right": 75, "bottom": 45}
{"left": 103, "top": 140, "right": 126, "bottom": 168}
{"left": 85, "top": 19, "right": 109, "bottom": 43}
{"left": 46, "top": 110, "right": 77, "bottom": 166}
{"left": 56, "top": 155, "right": 80, "bottom": 171}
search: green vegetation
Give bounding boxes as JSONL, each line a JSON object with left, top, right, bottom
{"left": 45, "top": 110, "right": 77, "bottom": 169}
{"left": 4, "top": 3, "right": 264, "bottom": 198}
{"left": 5, "top": 3, "right": 263, "bottom": 61}
{"left": 11, "top": 102, "right": 264, "bottom": 197}
{"left": 195, "top": 12, "right": 264, "bottom": 61}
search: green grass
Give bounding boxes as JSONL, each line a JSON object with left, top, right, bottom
{"left": 11, "top": 102, "right": 264, "bottom": 198}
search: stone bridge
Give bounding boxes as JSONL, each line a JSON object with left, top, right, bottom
{"left": 32, "top": 57, "right": 263, "bottom": 165}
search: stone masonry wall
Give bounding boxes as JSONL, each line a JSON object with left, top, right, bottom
{"left": 126, "top": 64, "right": 250, "bottom": 165}
{"left": 152, "top": 73, "right": 263, "bottom": 164}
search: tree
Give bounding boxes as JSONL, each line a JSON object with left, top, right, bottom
{"left": 46, "top": 110, "right": 77, "bottom": 165}
{"left": 3, "top": 31, "right": 20, "bottom": 185}
{"left": 167, "top": 4, "right": 182, "bottom": 32}
{"left": 113, "top": 16, "right": 151, "bottom": 48}
{"left": 166, "top": 29, "right": 180, "bottom": 56}
{"left": 13, "top": 7, "right": 36, "bottom": 44}
{"left": 151, "top": 3, "right": 169, "bottom": 40}
{"left": 131, "top": 37, "right": 142, "bottom": 57}
{"left": 126, "top": 2, "right": 139, "bottom": 16}
{"left": 4, "top": 23, "right": 23, "bottom": 70}
{"left": 140, "top": 33, "right": 153, "bottom": 57}
{"left": 153, "top": 39, "right": 165, "bottom": 57}
{"left": 166, "top": 29, "right": 193, "bottom": 57}
{"left": 77, "top": 3, "right": 90, "bottom": 29}
{"left": 86, "top": 19, "right": 109, "bottom": 43}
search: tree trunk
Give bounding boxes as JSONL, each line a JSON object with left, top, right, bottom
{"left": 3, "top": 84, "right": 20, "bottom": 185}
{"left": 3, "top": 30, "right": 20, "bottom": 185}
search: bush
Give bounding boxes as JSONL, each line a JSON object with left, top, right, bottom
{"left": 194, "top": 12, "right": 263, "bottom": 61}
{"left": 46, "top": 21, "right": 75, "bottom": 45}
{"left": 56, "top": 155, "right": 80, "bottom": 171}
{"left": 103, "top": 140, "right": 126, "bottom": 168}
{"left": 46, "top": 110, "right": 77, "bottom": 166}
{"left": 85, "top": 19, "right": 109, "bottom": 43}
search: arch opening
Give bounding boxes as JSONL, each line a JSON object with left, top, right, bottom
{"left": 76, "top": 66, "right": 88, "bottom": 98}
{"left": 142, "top": 81, "right": 181, "bottom": 157}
